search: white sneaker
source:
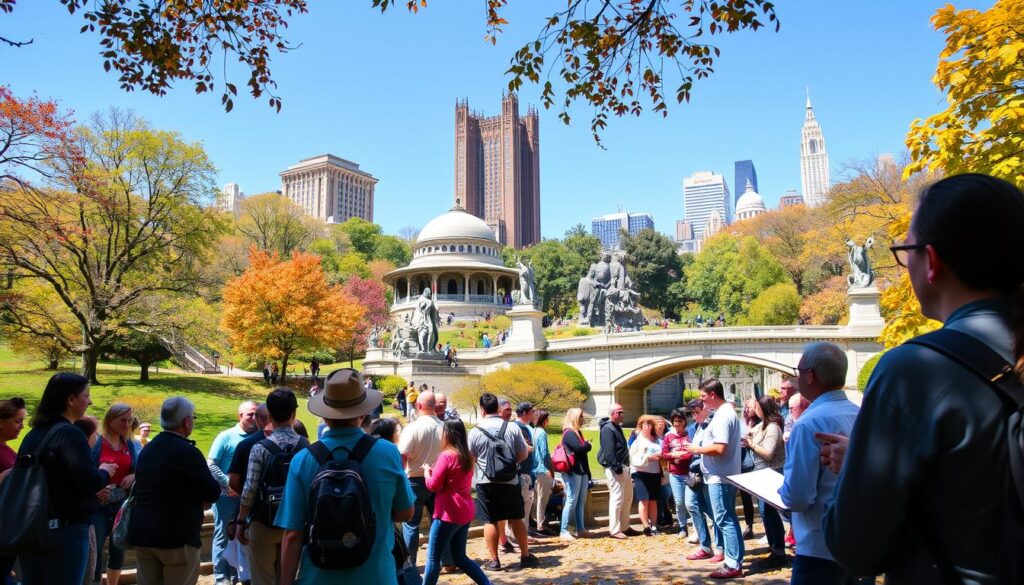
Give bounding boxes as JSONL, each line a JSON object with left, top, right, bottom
{"left": 687, "top": 533, "right": 699, "bottom": 544}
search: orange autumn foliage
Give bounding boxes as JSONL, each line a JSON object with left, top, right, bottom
{"left": 220, "top": 249, "right": 364, "bottom": 380}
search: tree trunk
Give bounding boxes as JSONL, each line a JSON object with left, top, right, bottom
{"left": 139, "top": 361, "right": 150, "bottom": 383}
{"left": 280, "top": 353, "right": 290, "bottom": 383}
{"left": 47, "top": 358, "right": 59, "bottom": 370}
{"left": 82, "top": 345, "right": 101, "bottom": 384}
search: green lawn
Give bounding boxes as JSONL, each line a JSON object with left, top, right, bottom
{"left": 0, "top": 346, "right": 323, "bottom": 456}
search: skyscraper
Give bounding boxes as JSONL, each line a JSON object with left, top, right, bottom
{"left": 591, "top": 211, "right": 654, "bottom": 249}
{"left": 683, "top": 171, "right": 732, "bottom": 240}
{"left": 279, "top": 154, "right": 378, "bottom": 224}
{"left": 800, "top": 91, "right": 831, "bottom": 207}
{"left": 454, "top": 94, "right": 541, "bottom": 249}
{"left": 733, "top": 160, "right": 758, "bottom": 205}
{"left": 217, "top": 183, "right": 245, "bottom": 215}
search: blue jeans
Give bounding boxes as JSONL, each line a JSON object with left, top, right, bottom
{"left": 559, "top": 472, "right": 588, "bottom": 534}
{"left": 684, "top": 483, "right": 722, "bottom": 551}
{"left": 92, "top": 504, "right": 125, "bottom": 580}
{"left": 758, "top": 498, "right": 786, "bottom": 554}
{"left": 212, "top": 494, "right": 240, "bottom": 581}
{"left": 791, "top": 555, "right": 853, "bottom": 585}
{"left": 667, "top": 474, "right": 691, "bottom": 534}
{"left": 707, "top": 482, "right": 744, "bottom": 569}
{"left": 19, "top": 523, "right": 91, "bottom": 585}
{"left": 403, "top": 477, "right": 452, "bottom": 567}
{"left": 422, "top": 520, "right": 491, "bottom": 585}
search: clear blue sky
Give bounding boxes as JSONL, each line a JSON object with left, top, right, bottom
{"left": 2, "top": 1, "right": 988, "bottom": 240}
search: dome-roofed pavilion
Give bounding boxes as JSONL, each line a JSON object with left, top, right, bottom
{"left": 384, "top": 204, "right": 520, "bottom": 320}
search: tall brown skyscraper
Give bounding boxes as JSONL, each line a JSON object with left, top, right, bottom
{"left": 454, "top": 94, "right": 540, "bottom": 249}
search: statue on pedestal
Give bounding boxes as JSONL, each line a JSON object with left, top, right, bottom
{"left": 412, "top": 288, "right": 441, "bottom": 355}
{"left": 390, "top": 314, "right": 420, "bottom": 359}
{"left": 516, "top": 257, "right": 539, "bottom": 307}
{"left": 846, "top": 237, "right": 875, "bottom": 288}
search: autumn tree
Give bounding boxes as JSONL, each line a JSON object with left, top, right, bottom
{"left": 799, "top": 276, "right": 849, "bottom": 326}
{"left": 0, "top": 279, "right": 81, "bottom": 369}
{"left": 220, "top": 250, "right": 364, "bottom": 382}
{"left": 3, "top": 2, "right": 779, "bottom": 140}
{"left": 453, "top": 362, "right": 588, "bottom": 414}
{"left": 236, "top": 193, "right": 322, "bottom": 258}
{"left": 0, "top": 102, "right": 228, "bottom": 382}
{"left": 904, "top": 0, "right": 1024, "bottom": 185}
{"left": 338, "top": 276, "right": 390, "bottom": 366}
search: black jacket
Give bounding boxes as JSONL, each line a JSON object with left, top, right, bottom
{"left": 597, "top": 417, "right": 629, "bottom": 474}
{"left": 824, "top": 299, "right": 1021, "bottom": 584}
{"left": 16, "top": 418, "right": 109, "bottom": 524}
{"left": 130, "top": 431, "right": 222, "bottom": 549}
{"left": 560, "top": 428, "right": 591, "bottom": 478}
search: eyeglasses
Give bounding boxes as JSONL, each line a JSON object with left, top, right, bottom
{"left": 611, "top": 410, "right": 624, "bottom": 415}
{"left": 890, "top": 243, "right": 928, "bottom": 268}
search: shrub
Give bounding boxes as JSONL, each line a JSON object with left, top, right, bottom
{"left": 741, "top": 283, "right": 801, "bottom": 326}
{"left": 534, "top": 360, "right": 590, "bottom": 395}
{"left": 857, "top": 352, "right": 884, "bottom": 391}
{"left": 119, "top": 395, "right": 165, "bottom": 426}
{"left": 474, "top": 362, "right": 588, "bottom": 412}
{"left": 377, "top": 375, "right": 408, "bottom": 405}
{"left": 682, "top": 389, "right": 701, "bottom": 403}
{"left": 571, "top": 327, "right": 595, "bottom": 337}
{"left": 492, "top": 315, "right": 512, "bottom": 330}
{"left": 455, "top": 321, "right": 468, "bottom": 329}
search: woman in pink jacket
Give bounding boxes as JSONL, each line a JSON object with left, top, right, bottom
{"left": 423, "top": 419, "right": 492, "bottom": 585}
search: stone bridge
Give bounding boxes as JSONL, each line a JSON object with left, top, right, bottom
{"left": 364, "top": 288, "right": 885, "bottom": 421}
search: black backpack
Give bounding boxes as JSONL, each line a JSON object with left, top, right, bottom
{"left": 254, "top": 437, "right": 309, "bottom": 526}
{"left": 477, "top": 421, "right": 518, "bottom": 482}
{"left": 906, "top": 328, "right": 1024, "bottom": 583}
{"left": 305, "top": 434, "right": 378, "bottom": 570}
{"left": 0, "top": 423, "right": 65, "bottom": 556}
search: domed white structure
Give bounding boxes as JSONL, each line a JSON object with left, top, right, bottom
{"left": 384, "top": 205, "right": 521, "bottom": 320}
{"left": 735, "top": 179, "right": 767, "bottom": 221}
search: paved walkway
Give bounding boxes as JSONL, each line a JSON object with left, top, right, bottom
{"left": 196, "top": 526, "right": 791, "bottom": 584}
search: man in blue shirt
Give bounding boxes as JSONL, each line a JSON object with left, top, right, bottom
{"left": 207, "top": 400, "right": 260, "bottom": 585}
{"left": 780, "top": 342, "right": 860, "bottom": 585}
{"left": 277, "top": 368, "right": 414, "bottom": 585}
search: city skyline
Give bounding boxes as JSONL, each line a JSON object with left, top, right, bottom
{"left": 3, "top": 2, "right": 972, "bottom": 240}
{"left": 591, "top": 211, "right": 655, "bottom": 250}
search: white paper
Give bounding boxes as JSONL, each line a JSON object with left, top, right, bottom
{"left": 725, "top": 468, "right": 789, "bottom": 511}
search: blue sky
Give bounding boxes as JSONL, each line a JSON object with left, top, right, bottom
{"left": 2, "top": 1, "right": 987, "bottom": 240}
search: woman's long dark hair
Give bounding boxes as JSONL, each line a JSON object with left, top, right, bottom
{"left": 757, "top": 395, "right": 784, "bottom": 430}
{"left": 369, "top": 417, "right": 399, "bottom": 444}
{"left": 912, "top": 174, "right": 1024, "bottom": 372}
{"left": 32, "top": 373, "right": 89, "bottom": 427}
{"left": 442, "top": 418, "right": 472, "bottom": 472}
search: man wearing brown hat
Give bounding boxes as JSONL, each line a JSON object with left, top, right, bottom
{"left": 277, "top": 368, "right": 415, "bottom": 584}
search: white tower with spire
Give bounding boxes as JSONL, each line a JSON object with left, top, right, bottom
{"left": 800, "top": 90, "right": 831, "bottom": 207}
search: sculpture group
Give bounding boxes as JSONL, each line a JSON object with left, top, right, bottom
{"left": 576, "top": 250, "right": 644, "bottom": 332}
{"left": 389, "top": 287, "right": 442, "bottom": 359}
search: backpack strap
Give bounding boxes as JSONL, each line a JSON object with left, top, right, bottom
{"left": 348, "top": 434, "right": 378, "bottom": 464}
{"left": 32, "top": 422, "right": 68, "bottom": 462}
{"left": 904, "top": 328, "right": 1024, "bottom": 584}
{"left": 308, "top": 441, "right": 332, "bottom": 466}
{"left": 260, "top": 438, "right": 283, "bottom": 456}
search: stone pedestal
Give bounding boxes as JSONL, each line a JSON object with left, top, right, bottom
{"left": 504, "top": 305, "right": 547, "bottom": 352}
{"left": 846, "top": 286, "right": 885, "bottom": 336}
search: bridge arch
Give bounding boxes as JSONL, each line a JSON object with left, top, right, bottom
{"left": 610, "top": 353, "right": 798, "bottom": 422}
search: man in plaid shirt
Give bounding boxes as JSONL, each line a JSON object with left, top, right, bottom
{"left": 235, "top": 389, "right": 308, "bottom": 585}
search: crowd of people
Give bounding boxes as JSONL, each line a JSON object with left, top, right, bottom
{"left": 0, "top": 174, "right": 1022, "bottom": 584}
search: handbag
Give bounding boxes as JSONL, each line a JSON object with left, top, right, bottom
{"left": 392, "top": 523, "right": 422, "bottom": 585}
{"left": 684, "top": 459, "right": 704, "bottom": 488}
{"left": 551, "top": 430, "right": 576, "bottom": 473}
{"left": 111, "top": 485, "right": 135, "bottom": 550}
{"left": 0, "top": 423, "right": 65, "bottom": 556}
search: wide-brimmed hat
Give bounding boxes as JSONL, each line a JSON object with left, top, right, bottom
{"left": 308, "top": 368, "right": 383, "bottom": 420}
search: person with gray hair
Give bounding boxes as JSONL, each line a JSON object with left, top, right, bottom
{"left": 131, "top": 397, "right": 221, "bottom": 585}
{"left": 779, "top": 342, "right": 860, "bottom": 584}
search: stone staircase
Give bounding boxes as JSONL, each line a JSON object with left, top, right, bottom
{"left": 156, "top": 334, "right": 221, "bottom": 374}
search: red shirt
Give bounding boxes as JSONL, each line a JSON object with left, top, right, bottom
{"left": 661, "top": 430, "right": 693, "bottom": 476}
{"left": 99, "top": 437, "right": 133, "bottom": 486}
{"left": 425, "top": 450, "right": 475, "bottom": 525}
{"left": 0, "top": 443, "right": 15, "bottom": 474}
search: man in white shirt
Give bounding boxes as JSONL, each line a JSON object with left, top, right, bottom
{"left": 397, "top": 390, "right": 443, "bottom": 566}
{"left": 780, "top": 342, "right": 860, "bottom": 585}
{"left": 687, "top": 379, "right": 744, "bottom": 579}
